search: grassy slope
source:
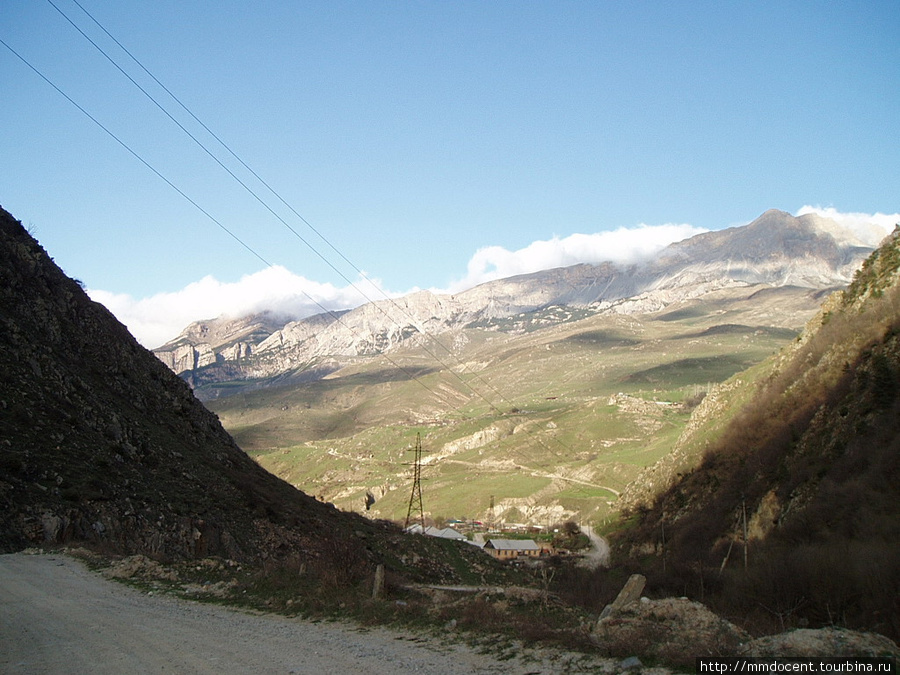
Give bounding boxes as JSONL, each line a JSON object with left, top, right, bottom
{"left": 207, "top": 285, "right": 823, "bottom": 527}
{"left": 609, "top": 228, "right": 900, "bottom": 639}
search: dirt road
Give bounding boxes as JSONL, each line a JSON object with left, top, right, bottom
{"left": 0, "top": 552, "right": 629, "bottom": 674}
{"left": 578, "top": 526, "right": 610, "bottom": 570}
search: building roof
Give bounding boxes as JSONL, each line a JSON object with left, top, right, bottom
{"left": 406, "top": 524, "right": 466, "bottom": 540}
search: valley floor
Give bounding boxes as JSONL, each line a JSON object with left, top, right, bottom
{"left": 0, "top": 552, "right": 668, "bottom": 675}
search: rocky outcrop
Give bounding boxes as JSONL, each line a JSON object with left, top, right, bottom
{"left": 155, "top": 341, "right": 217, "bottom": 373}
{"left": 740, "top": 628, "right": 900, "bottom": 657}
{"left": 595, "top": 594, "right": 899, "bottom": 665}
{"left": 594, "top": 595, "right": 751, "bottom": 666}
{"left": 153, "top": 312, "right": 290, "bottom": 373}
{"left": 591, "top": 574, "right": 898, "bottom": 665}
{"left": 0, "top": 206, "right": 357, "bottom": 562}
{"left": 431, "top": 421, "right": 517, "bottom": 464}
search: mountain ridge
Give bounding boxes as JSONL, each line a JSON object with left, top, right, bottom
{"left": 155, "top": 209, "right": 878, "bottom": 397}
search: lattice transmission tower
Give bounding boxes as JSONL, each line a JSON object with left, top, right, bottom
{"left": 404, "top": 433, "right": 425, "bottom": 531}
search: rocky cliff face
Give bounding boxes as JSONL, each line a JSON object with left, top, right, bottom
{"left": 0, "top": 206, "right": 349, "bottom": 560}
{"left": 154, "top": 210, "right": 878, "bottom": 394}
{"left": 153, "top": 312, "right": 292, "bottom": 374}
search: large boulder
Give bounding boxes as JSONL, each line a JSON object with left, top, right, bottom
{"left": 594, "top": 596, "right": 750, "bottom": 667}
{"left": 740, "top": 628, "right": 899, "bottom": 657}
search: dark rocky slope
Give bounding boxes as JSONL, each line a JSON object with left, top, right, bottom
{"left": 0, "top": 206, "right": 504, "bottom": 584}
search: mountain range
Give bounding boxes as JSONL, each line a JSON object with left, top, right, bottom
{"left": 154, "top": 209, "right": 877, "bottom": 400}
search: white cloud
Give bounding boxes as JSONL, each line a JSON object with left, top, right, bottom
{"left": 92, "top": 223, "right": 710, "bottom": 348}
{"left": 795, "top": 206, "right": 900, "bottom": 246}
{"left": 444, "top": 223, "right": 707, "bottom": 293}
{"left": 89, "top": 265, "right": 379, "bottom": 349}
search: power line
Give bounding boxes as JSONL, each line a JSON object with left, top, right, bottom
{"left": 48, "top": 0, "right": 523, "bottom": 430}
{"left": 42, "top": 0, "right": 337, "bottom": 278}
{"left": 8, "top": 9, "right": 630, "bottom": 501}
{"left": 0, "top": 37, "right": 269, "bottom": 269}
{"left": 67, "top": 0, "right": 371, "bottom": 296}
{"left": 24, "top": 5, "right": 594, "bottom": 474}
{"left": 4, "top": 27, "right": 568, "bottom": 479}
{"left": 0, "top": 36, "right": 466, "bottom": 415}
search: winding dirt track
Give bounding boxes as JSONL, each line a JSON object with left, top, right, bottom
{"left": 1, "top": 552, "right": 572, "bottom": 675}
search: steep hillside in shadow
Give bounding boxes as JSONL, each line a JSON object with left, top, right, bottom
{"left": 0, "top": 206, "right": 507, "bottom": 585}
{"left": 612, "top": 226, "right": 900, "bottom": 639}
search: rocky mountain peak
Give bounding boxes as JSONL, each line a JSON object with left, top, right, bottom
{"left": 662, "top": 209, "right": 860, "bottom": 263}
{"left": 154, "top": 209, "right": 878, "bottom": 397}
{"left": 169, "top": 312, "right": 289, "bottom": 350}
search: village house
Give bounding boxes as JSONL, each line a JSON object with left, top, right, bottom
{"left": 483, "top": 538, "right": 550, "bottom": 560}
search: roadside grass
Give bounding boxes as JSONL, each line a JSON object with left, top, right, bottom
{"left": 66, "top": 545, "right": 603, "bottom": 658}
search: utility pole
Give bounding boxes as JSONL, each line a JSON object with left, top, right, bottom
{"left": 489, "top": 494, "right": 494, "bottom": 530}
{"left": 742, "top": 498, "right": 748, "bottom": 571}
{"left": 661, "top": 519, "right": 666, "bottom": 574}
{"left": 404, "top": 433, "right": 425, "bottom": 531}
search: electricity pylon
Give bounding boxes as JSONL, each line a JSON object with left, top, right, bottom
{"left": 404, "top": 433, "right": 425, "bottom": 531}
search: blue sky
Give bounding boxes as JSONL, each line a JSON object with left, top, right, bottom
{"left": 2, "top": 1, "right": 898, "bottom": 346}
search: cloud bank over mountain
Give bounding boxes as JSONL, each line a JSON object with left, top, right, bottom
{"left": 446, "top": 223, "right": 706, "bottom": 292}
{"left": 795, "top": 206, "right": 899, "bottom": 246}
{"left": 91, "top": 208, "right": 898, "bottom": 348}
{"left": 90, "top": 267, "right": 381, "bottom": 349}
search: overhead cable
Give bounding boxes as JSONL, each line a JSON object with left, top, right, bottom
{"left": 27, "top": 5, "right": 599, "bottom": 470}
{"left": 49, "top": 0, "right": 524, "bottom": 430}
{"left": 0, "top": 36, "right": 464, "bottom": 413}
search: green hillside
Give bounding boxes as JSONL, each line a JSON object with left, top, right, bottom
{"left": 207, "top": 285, "right": 823, "bottom": 526}
{"left": 612, "top": 227, "right": 900, "bottom": 640}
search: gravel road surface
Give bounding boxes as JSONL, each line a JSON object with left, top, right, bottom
{"left": 0, "top": 552, "right": 632, "bottom": 675}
